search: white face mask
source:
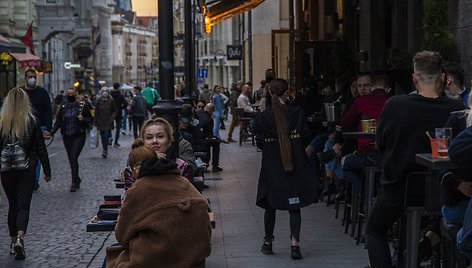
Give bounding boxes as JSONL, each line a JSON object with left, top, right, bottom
{"left": 27, "top": 77, "right": 36, "bottom": 87}
{"left": 102, "top": 92, "right": 108, "bottom": 97}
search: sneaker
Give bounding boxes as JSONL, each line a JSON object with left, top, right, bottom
{"left": 212, "top": 166, "right": 223, "bottom": 172}
{"left": 10, "top": 241, "right": 15, "bottom": 255}
{"left": 102, "top": 150, "right": 108, "bottom": 158}
{"left": 261, "top": 243, "right": 273, "bottom": 255}
{"left": 127, "top": 130, "right": 132, "bottom": 135}
{"left": 33, "top": 181, "right": 39, "bottom": 191}
{"left": 121, "top": 130, "right": 126, "bottom": 135}
{"left": 69, "top": 184, "right": 77, "bottom": 192}
{"left": 14, "top": 237, "right": 25, "bottom": 260}
{"left": 291, "top": 246, "right": 303, "bottom": 260}
{"left": 108, "top": 139, "right": 113, "bottom": 146}
{"left": 114, "top": 143, "right": 121, "bottom": 147}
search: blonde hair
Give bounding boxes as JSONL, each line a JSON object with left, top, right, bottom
{"left": 129, "top": 138, "right": 157, "bottom": 168}
{"left": 0, "top": 87, "right": 34, "bottom": 139}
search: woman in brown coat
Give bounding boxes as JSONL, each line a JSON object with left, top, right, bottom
{"left": 94, "top": 87, "right": 117, "bottom": 158}
{"left": 106, "top": 120, "right": 211, "bottom": 267}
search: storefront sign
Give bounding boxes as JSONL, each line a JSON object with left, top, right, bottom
{"left": 64, "top": 62, "right": 81, "bottom": 69}
{"left": 0, "top": 53, "right": 13, "bottom": 65}
{"left": 42, "top": 61, "right": 52, "bottom": 73}
{"left": 227, "top": 45, "right": 242, "bottom": 60}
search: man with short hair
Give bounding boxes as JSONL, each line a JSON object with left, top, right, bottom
{"left": 237, "top": 84, "right": 254, "bottom": 114}
{"left": 340, "top": 74, "right": 391, "bottom": 193}
{"left": 443, "top": 61, "right": 469, "bottom": 107}
{"left": 356, "top": 73, "right": 373, "bottom": 96}
{"left": 129, "top": 86, "right": 147, "bottom": 139}
{"left": 110, "top": 83, "right": 127, "bottom": 147}
{"left": 366, "top": 51, "right": 465, "bottom": 267}
{"left": 141, "top": 82, "right": 159, "bottom": 115}
{"left": 22, "top": 69, "right": 53, "bottom": 190}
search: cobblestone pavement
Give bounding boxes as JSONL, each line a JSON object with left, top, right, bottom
{"left": 0, "top": 132, "right": 129, "bottom": 268}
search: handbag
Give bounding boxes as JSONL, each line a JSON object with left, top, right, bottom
{"left": 89, "top": 127, "right": 99, "bottom": 149}
{"left": 1, "top": 139, "right": 29, "bottom": 172}
{"left": 176, "top": 158, "right": 194, "bottom": 181}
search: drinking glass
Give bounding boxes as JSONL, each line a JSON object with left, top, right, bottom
{"left": 435, "top": 128, "right": 452, "bottom": 158}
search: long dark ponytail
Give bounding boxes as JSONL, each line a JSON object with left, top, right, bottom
{"left": 270, "top": 78, "right": 293, "bottom": 172}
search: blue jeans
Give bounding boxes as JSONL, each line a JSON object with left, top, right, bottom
{"left": 122, "top": 109, "right": 129, "bottom": 131}
{"left": 36, "top": 126, "right": 47, "bottom": 182}
{"left": 342, "top": 152, "right": 379, "bottom": 193}
{"left": 324, "top": 139, "right": 344, "bottom": 178}
{"left": 100, "top": 130, "right": 112, "bottom": 152}
{"left": 213, "top": 112, "right": 221, "bottom": 138}
{"left": 458, "top": 199, "right": 472, "bottom": 260}
{"left": 442, "top": 201, "right": 468, "bottom": 225}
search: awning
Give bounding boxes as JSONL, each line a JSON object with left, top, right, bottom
{"left": 10, "top": 53, "right": 41, "bottom": 69}
{"left": 200, "top": 0, "right": 265, "bottom": 33}
{"left": 0, "top": 34, "right": 26, "bottom": 54}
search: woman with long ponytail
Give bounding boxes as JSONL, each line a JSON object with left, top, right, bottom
{"left": 254, "top": 78, "right": 318, "bottom": 260}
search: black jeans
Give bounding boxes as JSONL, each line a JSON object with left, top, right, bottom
{"left": 132, "top": 116, "right": 145, "bottom": 139}
{"left": 114, "top": 117, "right": 122, "bottom": 144}
{"left": 264, "top": 209, "right": 301, "bottom": 242}
{"left": 1, "top": 167, "right": 36, "bottom": 237}
{"left": 206, "top": 139, "right": 220, "bottom": 166}
{"left": 63, "top": 133, "right": 86, "bottom": 185}
{"left": 367, "top": 185, "right": 407, "bottom": 268}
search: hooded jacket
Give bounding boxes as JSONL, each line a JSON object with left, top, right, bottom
{"left": 106, "top": 157, "right": 211, "bottom": 267}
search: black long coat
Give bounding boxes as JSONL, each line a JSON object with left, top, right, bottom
{"left": 254, "top": 105, "right": 318, "bottom": 211}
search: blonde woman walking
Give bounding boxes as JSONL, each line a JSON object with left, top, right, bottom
{"left": 0, "top": 87, "right": 51, "bottom": 260}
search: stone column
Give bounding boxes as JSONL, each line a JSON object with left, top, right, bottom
{"left": 97, "top": 5, "right": 113, "bottom": 86}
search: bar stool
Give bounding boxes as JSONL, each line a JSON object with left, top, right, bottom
{"left": 440, "top": 217, "right": 467, "bottom": 268}
{"left": 356, "top": 166, "right": 380, "bottom": 245}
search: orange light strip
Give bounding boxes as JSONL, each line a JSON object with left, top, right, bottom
{"left": 203, "top": 0, "right": 264, "bottom": 33}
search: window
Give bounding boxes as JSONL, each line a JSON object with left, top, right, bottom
{"left": 46, "top": 0, "right": 57, "bottom": 3}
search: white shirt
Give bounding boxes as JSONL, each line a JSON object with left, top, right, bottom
{"left": 237, "top": 94, "right": 254, "bottom": 113}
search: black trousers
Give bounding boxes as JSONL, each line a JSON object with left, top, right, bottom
{"left": 132, "top": 116, "right": 145, "bottom": 140}
{"left": 366, "top": 186, "right": 406, "bottom": 268}
{"left": 206, "top": 139, "right": 220, "bottom": 166}
{"left": 1, "top": 167, "right": 36, "bottom": 237}
{"left": 63, "top": 133, "right": 86, "bottom": 185}
{"left": 264, "top": 208, "right": 301, "bottom": 242}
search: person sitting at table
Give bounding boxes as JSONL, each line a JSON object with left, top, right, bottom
{"left": 179, "top": 105, "right": 208, "bottom": 154}
{"left": 238, "top": 84, "right": 255, "bottom": 116}
{"left": 417, "top": 94, "right": 472, "bottom": 262}
{"left": 106, "top": 138, "right": 212, "bottom": 267}
{"left": 306, "top": 75, "right": 370, "bottom": 197}
{"left": 339, "top": 74, "right": 391, "bottom": 193}
{"left": 195, "top": 103, "right": 222, "bottom": 172}
{"left": 366, "top": 51, "right": 465, "bottom": 268}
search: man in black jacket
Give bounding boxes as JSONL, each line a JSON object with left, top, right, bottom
{"left": 195, "top": 103, "right": 222, "bottom": 172}
{"left": 366, "top": 51, "right": 465, "bottom": 268}
{"left": 22, "top": 69, "right": 53, "bottom": 191}
{"left": 129, "top": 86, "right": 147, "bottom": 139}
{"left": 110, "top": 83, "right": 127, "bottom": 147}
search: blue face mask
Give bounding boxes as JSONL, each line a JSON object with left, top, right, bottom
{"left": 126, "top": 93, "right": 131, "bottom": 97}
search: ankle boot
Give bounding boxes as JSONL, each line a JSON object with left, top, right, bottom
{"left": 291, "top": 246, "right": 302, "bottom": 259}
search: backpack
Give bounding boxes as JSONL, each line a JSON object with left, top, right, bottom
{"left": 1, "top": 139, "right": 29, "bottom": 172}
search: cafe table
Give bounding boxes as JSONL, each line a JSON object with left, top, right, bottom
{"left": 404, "top": 154, "right": 461, "bottom": 267}
{"left": 342, "top": 131, "right": 376, "bottom": 139}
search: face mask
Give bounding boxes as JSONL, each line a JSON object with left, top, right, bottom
{"left": 67, "top": 95, "right": 76, "bottom": 102}
{"left": 102, "top": 92, "right": 108, "bottom": 97}
{"left": 27, "top": 77, "right": 36, "bottom": 87}
{"left": 126, "top": 93, "right": 131, "bottom": 97}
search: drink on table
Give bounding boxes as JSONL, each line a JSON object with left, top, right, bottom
{"left": 435, "top": 128, "right": 452, "bottom": 158}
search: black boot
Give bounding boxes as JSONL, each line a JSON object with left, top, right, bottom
{"left": 261, "top": 242, "right": 273, "bottom": 255}
{"left": 291, "top": 246, "right": 303, "bottom": 260}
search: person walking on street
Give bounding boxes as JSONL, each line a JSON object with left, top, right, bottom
{"left": 227, "top": 82, "right": 243, "bottom": 142}
{"left": 51, "top": 88, "right": 92, "bottom": 192}
{"left": 122, "top": 89, "right": 134, "bottom": 136}
{"left": 211, "top": 86, "right": 224, "bottom": 139}
{"left": 254, "top": 78, "right": 318, "bottom": 260}
{"left": 94, "top": 87, "right": 117, "bottom": 158}
{"left": 110, "top": 83, "right": 127, "bottom": 147}
{"left": 21, "top": 69, "right": 52, "bottom": 191}
{"left": 129, "top": 86, "right": 147, "bottom": 139}
{"left": 0, "top": 87, "right": 51, "bottom": 260}
{"left": 141, "top": 82, "right": 159, "bottom": 116}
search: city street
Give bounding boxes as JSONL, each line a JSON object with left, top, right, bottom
{"left": 0, "top": 124, "right": 369, "bottom": 267}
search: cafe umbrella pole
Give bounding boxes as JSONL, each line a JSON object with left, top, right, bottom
{"left": 153, "top": 0, "right": 182, "bottom": 129}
